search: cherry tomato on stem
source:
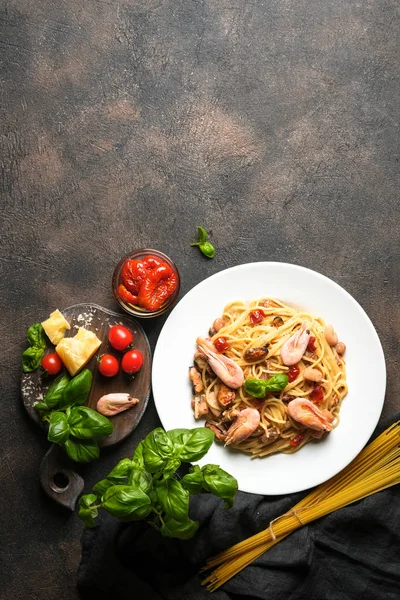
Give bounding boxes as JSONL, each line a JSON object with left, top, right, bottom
{"left": 109, "top": 325, "right": 133, "bottom": 351}
{"left": 214, "top": 337, "right": 229, "bottom": 352}
{"left": 97, "top": 354, "right": 120, "bottom": 377}
{"left": 41, "top": 352, "right": 63, "bottom": 375}
{"left": 122, "top": 349, "right": 143, "bottom": 375}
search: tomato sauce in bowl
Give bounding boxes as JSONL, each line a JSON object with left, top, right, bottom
{"left": 112, "top": 249, "right": 180, "bottom": 318}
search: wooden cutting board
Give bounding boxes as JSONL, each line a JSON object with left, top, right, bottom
{"left": 21, "top": 303, "right": 152, "bottom": 509}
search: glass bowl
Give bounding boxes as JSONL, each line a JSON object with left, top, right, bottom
{"left": 112, "top": 249, "right": 180, "bottom": 319}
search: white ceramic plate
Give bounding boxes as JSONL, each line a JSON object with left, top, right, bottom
{"left": 152, "top": 262, "right": 386, "bottom": 495}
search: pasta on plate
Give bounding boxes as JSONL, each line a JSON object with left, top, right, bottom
{"left": 189, "top": 298, "right": 347, "bottom": 458}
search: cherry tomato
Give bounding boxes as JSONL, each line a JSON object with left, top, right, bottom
{"left": 138, "top": 264, "right": 178, "bottom": 311}
{"left": 287, "top": 364, "right": 300, "bottom": 382}
{"left": 310, "top": 385, "right": 324, "bottom": 403}
{"left": 122, "top": 349, "right": 143, "bottom": 374}
{"left": 98, "top": 354, "right": 119, "bottom": 377}
{"left": 214, "top": 337, "right": 229, "bottom": 352}
{"left": 290, "top": 434, "right": 305, "bottom": 447}
{"left": 249, "top": 309, "right": 265, "bottom": 324}
{"left": 118, "top": 284, "right": 138, "bottom": 305}
{"left": 307, "top": 336, "right": 317, "bottom": 352}
{"left": 109, "top": 325, "right": 133, "bottom": 351}
{"left": 41, "top": 352, "right": 63, "bottom": 375}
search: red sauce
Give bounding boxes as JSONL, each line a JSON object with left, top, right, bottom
{"left": 119, "top": 255, "right": 178, "bottom": 311}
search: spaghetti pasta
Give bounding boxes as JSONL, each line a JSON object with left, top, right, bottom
{"left": 201, "top": 421, "right": 400, "bottom": 591}
{"left": 190, "top": 298, "right": 347, "bottom": 457}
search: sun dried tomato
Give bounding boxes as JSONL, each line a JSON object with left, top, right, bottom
{"left": 287, "top": 364, "right": 300, "bottom": 382}
{"left": 138, "top": 264, "right": 178, "bottom": 311}
{"left": 118, "top": 284, "right": 138, "bottom": 305}
{"left": 249, "top": 309, "right": 265, "bottom": 324}
{"left": 214, "top": 337, "right": 229, "bottom": 352}
{"left": 310, "top": 385, "right": 324, "bottom": 403}
{"left": 290, "top": 434, "right": 305, "bottom": 447}
{"left": 307, "top": 336, "right": 317, "bottom": 352}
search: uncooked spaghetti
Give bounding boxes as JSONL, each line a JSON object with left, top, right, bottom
{"left": 190, "top": 298, "right": 347, "bottom": 457}
{"left": 201, "top": 421, "right": 400, "bottom": 591}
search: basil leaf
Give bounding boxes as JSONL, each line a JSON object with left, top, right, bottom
{"left": 201, "top": 464, "right": 238, "bottom": 508}
{"left": 93, "top": 479, "right": 113, "bottom": 497}
{"left": 48, "top": 411, "right": 70, "bottom": 445}
{"left": 244, "top": 374, "right": 289, "bottom": 398}
{"left": 102, "top": 485, "right": 152, "bottom": 520}
{"left": 263, "top": 373, "right": 289, "bottom": 392}
{"left": 142, "top": 428, "right": 174, "bottom": 473}
{"left": 34, "top": 401, "right": 50, "bottom": 418}
{"left": 78, "top": 494, "right": 99, "bottom": 528}
{"left": 199, "top": 241, "right": 215, "bottom": 259}
{"left": 60, "top": 369, "right": 92, "bottom": 408}
{"left": 68, "top": 406, "right": 113, "bottom": 439}
{"left": 160, "top": 515, "right": 199, "bottom": 540}
{"left": 44, "top": 373, "right": 70, "bottom": 409}
{"left": 181, "top": 465, "right": 203, "bottom": 494}
{"left": 27, "top": 323, "right": 46, "bottom": 348}
{"left": 132, "top": 441, "right": 144, "bottom": 468}
{"left": 197, "top": 226, "right": 208, "bottom": 244}
{"left": 22, "top": 346, "right": 44, "bottom": 373}
{"left": 108, "top": 458, "right": 134, "bottom": 484}
{"left": 129, "top": 469, "right": 153, "bottom": 496}
{"left": 63, "top": 438, "right": 100, "bottom": 463}
{"left": 167, "top": 427, "right": 214, "bottom": 462}
{"left": 155, "top": 479, "right": 189, "bottom": 522}
{"left": 162, "top": 458, "right": 181, "bottom": 480}
{"left": 22, "top": 324, "right": 46, "bottom": 372}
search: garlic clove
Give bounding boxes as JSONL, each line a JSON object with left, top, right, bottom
{"left": 97, "top": 393, "right": 140, "bottom": 416}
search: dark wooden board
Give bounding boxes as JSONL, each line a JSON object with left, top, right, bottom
{"left": 21, "top": 303, "right": 152, "bottom": 446}
{"left": 20, "top": 304, "right": 151, "bottom": 510}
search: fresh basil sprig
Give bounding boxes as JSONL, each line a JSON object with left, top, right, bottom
{"left": 191, "top": 226, "right": 215, "bottom": 259}
{"left": 34, "top": 368, "right": 113, "bottom": 463}
{"left": 244, "top": 373, "right": 289, "bottom": 398}
{"left": 22, "top": 323, "right": 47, "bottom": 372}
{"left": 78, "top": 427, "right": 238, "bottom": 539}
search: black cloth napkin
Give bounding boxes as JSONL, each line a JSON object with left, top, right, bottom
{"left": 78, "top": 415, "right": 400, "bottom": 600}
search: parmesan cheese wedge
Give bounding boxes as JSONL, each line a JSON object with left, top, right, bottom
{"left": 56, "top": 327, "right": 102, "bottom": 376}
{"left": 41, "top": 309, "right": 71, "bottom": 345}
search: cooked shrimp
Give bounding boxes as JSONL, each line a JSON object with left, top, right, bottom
{"left": 225, "top": 408, "right": 261, "bottom": 445}
{"left": 280, "top": 321, "right": 311, "bottom": 366}
{"left": 196, "top": 337, "right": 244, "bottom": 389}
{"left": 189, "top": 366, "right": 203, "bottom": 393}
{"left": 217, "top": 384, "right": 236, "bottom": 407}
{"left": 209, "top": 317, "right": 228, "bottom": 336}
{"left": 287, "top": 398, "right": 334, "bottom": 432}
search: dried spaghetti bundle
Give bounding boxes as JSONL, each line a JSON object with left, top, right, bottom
{"left": 202, "top": 421, "right": 400, "bottom": 591}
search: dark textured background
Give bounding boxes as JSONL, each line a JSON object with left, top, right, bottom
{"left": 1, "top": 1, "right": 399, "bottom": 598}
